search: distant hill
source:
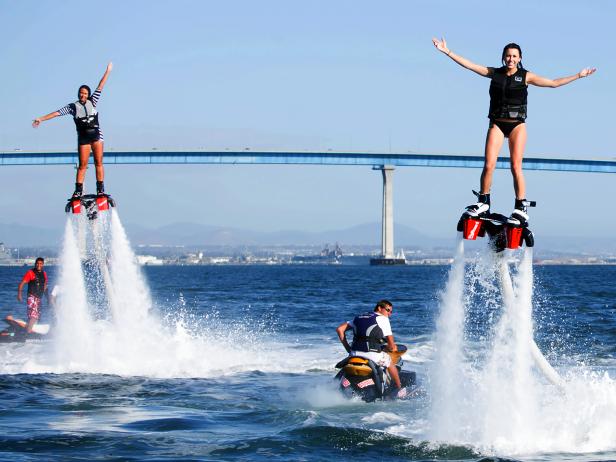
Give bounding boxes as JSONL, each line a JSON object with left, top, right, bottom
{"left": 125, "top": 221, "right": 449, "bottom": 248}
{"left": 0, "top": 220, "right": 614, "bottom": 254}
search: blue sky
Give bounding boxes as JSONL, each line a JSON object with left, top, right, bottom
{"left": 0, "top": 0, "right": 614, "bottom": 240}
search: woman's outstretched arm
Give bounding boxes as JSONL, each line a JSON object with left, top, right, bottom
{"left": 432, "top": 37, "right": 492, "bottom": 77}
{"left": 32, "top": 111, "right": 60, "bottom": 128}
{"left": 527, "top": 67, "right": 596, "bottom": 88}
{"left": 96, "top": 62, "right": 113, "bottom": 91}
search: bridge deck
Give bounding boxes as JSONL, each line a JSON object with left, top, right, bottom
{"left": 1, "top": 151, "right": 615, "bottom": 173}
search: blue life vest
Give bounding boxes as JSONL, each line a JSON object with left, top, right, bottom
{"left": 351, "top": 312, "right": 385, "bottom": 352}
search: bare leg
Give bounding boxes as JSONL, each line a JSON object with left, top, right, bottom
{"left": 480, "top": 125, "right": 506, "bottom": 194}
{"left": 25, "top": 317, "right": 36, "bottom": 334}
{"left": 92, "top": 140, "right": 105, "bottom": 182}
{"left": 76, "top": 144, "right": 92, "bottom": 184}
{"left": 5, "top": 315, "right": 26, "bottom": 329}
{"left": 508, "top": 123, "right": 527, "bottom": 199}
{"left": 387, "top": 362, "right": 402, "bottom": 388}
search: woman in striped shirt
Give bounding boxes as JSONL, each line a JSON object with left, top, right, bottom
{"left": 33, "top": 62, "right": 113, "bottom": 198}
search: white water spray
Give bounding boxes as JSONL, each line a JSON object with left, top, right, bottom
{"left": 3, "top": 208, "right": 330, "bottom": 378}
{"left": 53, "top": 218, "right": 95, "bottom": 367}
{"left": 427, "top": 238, "right": 616, "bottom": 456}
{"left": 429, "top": 236, "right": 468, "bottom": 440}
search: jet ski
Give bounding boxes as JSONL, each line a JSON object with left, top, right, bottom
{"left": 334, "top": 344, "right": 419, "bottom": 402}
{"left": 457, "top": 211, "right": 534, "bottom": 252}
{"left": 65, "top": 194, "right": 115, "bottom": 220}
{"left": 0, "top": 317, "right": 49, "bottom": 343}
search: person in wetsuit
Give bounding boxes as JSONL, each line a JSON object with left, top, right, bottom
{"left": 432, "top": 38, "right": 596, "bottom": 225}
{"left": 336, "top": 300, "right": 407, "bottom": 398}
{"left": 32, "top": 62, "right": 113, "bottom": 198}
{"left": 16, "top": 257, "right": 48, "bottom": 333}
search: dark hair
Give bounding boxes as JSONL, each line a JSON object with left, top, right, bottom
{"left": 35, "top": 257, "right": 44, "bottom": 264}
{"left": 374, "top": 300, "right": 393, "bottom": 311}
{"left": 501, "top": 43, "right": 524, "bottom": 69}
{"left": 78, "top": 84, "right": 92, "bottom": 99}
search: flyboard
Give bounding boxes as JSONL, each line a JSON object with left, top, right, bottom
{"left": 457, "top": 202, "right": 564, "bottom": 389}
{"left": 0, "top": 316, "right": 50, "bottom": 343}
{"left": 65, "top": 194, "right": 116, "bottom": 220}
{"left": 457, "top": 208, "right": 535, "bottom": 252}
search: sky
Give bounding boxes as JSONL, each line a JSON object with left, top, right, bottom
{"left": 0, "top": 0, "right": 614, "bottom": 243}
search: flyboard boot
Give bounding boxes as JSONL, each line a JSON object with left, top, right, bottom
{"left": 71, "top": 182, "right": 83, "bottom": 199}
{"left": 502, "top": 198, "right": 536, "bottom": 250}
{"left": 457, "top": 191, "right": 490, "bottom": 241}
{"left": 464, "top": 190, "right": 490, "bottom": 218}
{"left": 65, "top": 182, "right": 115, "bottom": 219}
{"left": 96, "top": 181, "right": 105, "bottom": 196}
{"left": 507, "top": 198, "right": 536, "bottom": 226}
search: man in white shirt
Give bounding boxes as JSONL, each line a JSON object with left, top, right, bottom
{"left": 336, "top": 300, "right": 405, "bottom": 396}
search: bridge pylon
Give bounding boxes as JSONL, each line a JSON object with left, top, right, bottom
{"left": 370, "top": 165, "right": 405, "bottom": 265}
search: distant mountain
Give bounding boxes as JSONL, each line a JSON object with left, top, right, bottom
{"left": 124, "top": 221, "right": 449, "bottom": 248}
{"left": 0, "top": 220, "right": 614, "bottom": 254}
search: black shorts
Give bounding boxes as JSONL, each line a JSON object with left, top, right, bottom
{"left": 77, "top": 129, "right": 101, "bottom": 146}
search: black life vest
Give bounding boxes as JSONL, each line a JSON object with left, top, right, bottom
{"left": 488, "top": 67, "right": 528, "bottom": 121}
{"left": 71, "top": 99, "right": 100, "bottom": 135}
{"left": 27, "top": 270, "right": 46, "bottom": 299}
{"left": 350, "top": 312, "right": 385, "bottom": 352}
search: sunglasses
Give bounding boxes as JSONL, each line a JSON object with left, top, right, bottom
{"left": 383, "top": 307, "right": 392, "bottom": 313}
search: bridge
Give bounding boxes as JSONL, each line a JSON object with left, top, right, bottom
{"left": 3, "top": 150, "right": 615, "bottom": 262}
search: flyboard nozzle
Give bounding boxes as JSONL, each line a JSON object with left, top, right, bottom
{"left": 67, "top": 199, "right": 82, "bottom": 214}
{"left": 463, "top": 217, "right": 483, "bottom": 240}
{"left": 505, "top": 225, "right": 524, "bottom": 249}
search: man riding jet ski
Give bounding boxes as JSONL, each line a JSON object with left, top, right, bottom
{"left": 335, "top": 300, "right": 417, "bottom": 401}
{"left": 457, "top": 194, "right": 535, "bottom": 252}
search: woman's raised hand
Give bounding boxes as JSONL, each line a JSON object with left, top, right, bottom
{"left": 432, "top": 37, "right": 450, "bottom": 55}
{"left": 578, "top": 67, "right": 596, "bottom": 78}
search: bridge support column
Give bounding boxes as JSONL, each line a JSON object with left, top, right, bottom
{"left": 370, "top": 165, "right": 406, "bottom": 265}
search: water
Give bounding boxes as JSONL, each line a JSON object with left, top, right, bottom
{"left": 1, "top": 217, "right": 615, "bottom": 461}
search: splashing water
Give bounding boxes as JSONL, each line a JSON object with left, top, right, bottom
{"left": 429, "top": 236, "right": 468, "bottom": 440}
{"left": 4, "top": 210, "right": 332, "bottom": 377}
{"left": 428, "top": 240, "right": 616, "bottom": 456}
{"left": 53, "top": 218, "right": 95, "bottom": 367}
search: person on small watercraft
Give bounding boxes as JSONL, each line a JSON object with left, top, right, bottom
{"left": 32, "top": 62, "right": 113, "bottom": 199}
{"left": 336, "top": 300, "right": 407, "bottom": 399}
{"left": 16, "top": 257, "right": 48, "bottom": 333}
{"left": 432, "top": 38, "right": 596, "bottom": 225}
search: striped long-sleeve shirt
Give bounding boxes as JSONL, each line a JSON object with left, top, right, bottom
{"left": 57, "top": 89, "right": 104, "bottom": 140}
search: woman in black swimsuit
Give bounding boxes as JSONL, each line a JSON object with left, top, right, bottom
{"left": 432, "top": 38, "right": 595, "bottom": 225}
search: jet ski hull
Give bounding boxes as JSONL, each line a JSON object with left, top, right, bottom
{"left": 334, "top": 346, "right": 419, "bottom": 402}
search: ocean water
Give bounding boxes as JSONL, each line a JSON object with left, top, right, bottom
{"left": 1, "top": 240, "right": 615, "bottom": 460}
